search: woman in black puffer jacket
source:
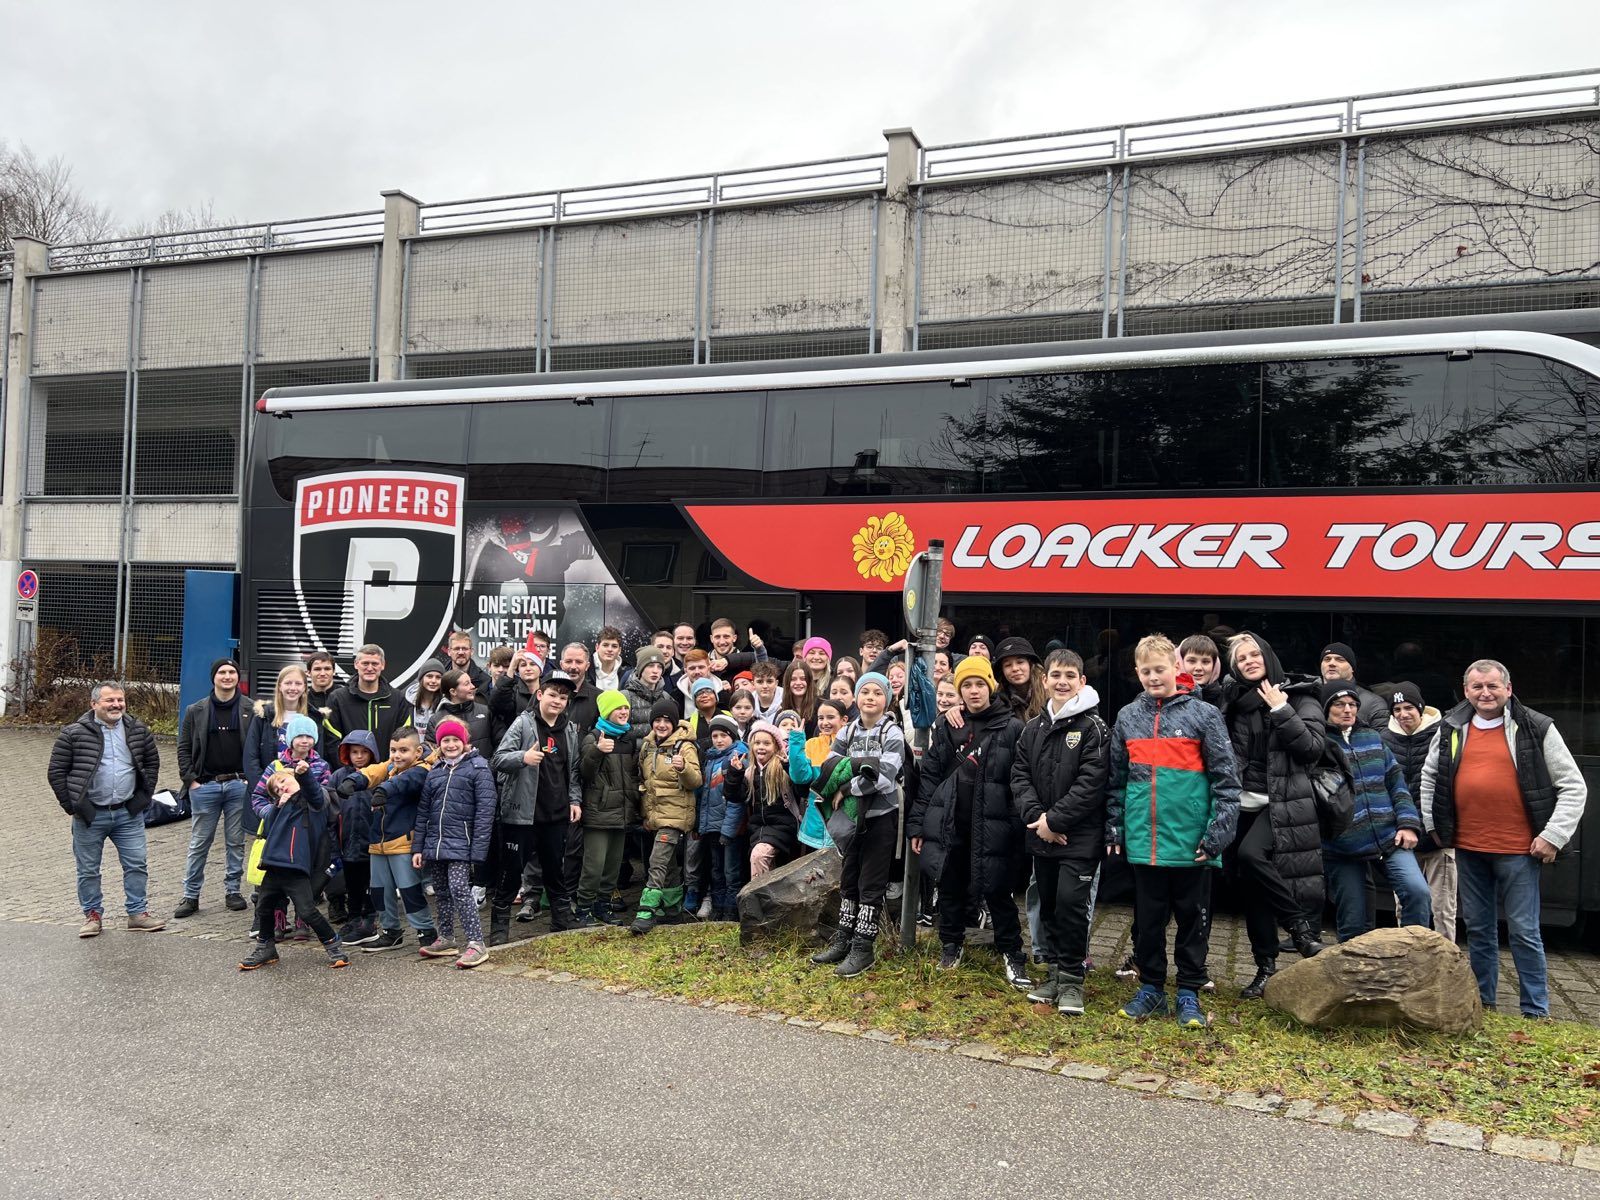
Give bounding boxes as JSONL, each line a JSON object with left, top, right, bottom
{"left": 908, "top": 656, "right": 1029, "bottom": 990}
{"left": 1218, "top": 632, "right": 1327, "bottom": 997}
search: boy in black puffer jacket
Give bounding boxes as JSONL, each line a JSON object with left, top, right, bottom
{"left": 331, "top": 730, "right": 379, "bottom": 945}
{"left": 1010, "top": 648, "right": 1108, "bottom": 1017}
{"left": 908, "top": 656, "right": 1028, "bottom": 990}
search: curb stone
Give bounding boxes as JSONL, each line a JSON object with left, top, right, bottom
{"left": 1353, "top": 1111, "right": 1419, "bottom": 1138}
{"left": 1114, "top": 1071, "right": 1165, "bottom": 1092}
{"left": 1425, "top": 1120, "right": 1485, "bottom": 1152}
{"left": 486, "top": 966, "right": 1595, "bottom": 1164}
{"left": 1488, "top": 1135, "right": 1562, "bottom": 1163}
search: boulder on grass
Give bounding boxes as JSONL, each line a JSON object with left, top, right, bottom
{"left": 1263, "top": 926, "right": 1482, "bottom": 1034}
{"left": 736, "top": 847, "right": 842, "bottom": 946}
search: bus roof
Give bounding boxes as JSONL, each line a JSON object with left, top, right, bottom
{"left": 259, "top": 310, "right": 1600, "bottom": 413}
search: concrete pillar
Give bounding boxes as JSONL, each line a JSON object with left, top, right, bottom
{"left": 0, "top": 236, "right": 49, "bottom": 715}
{"left": 875, "top": 127, "right": 922, "bottom": 354}
{"left": 375, "top": 189, "right": 421, "bottom": 381}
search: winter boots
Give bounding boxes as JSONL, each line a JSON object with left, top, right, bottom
{"left": 834, "top": 903, "right": 880, "bottom": 979}
{"left": 1240, "top": 957, "right": 1277, "bottom": 999}
{"left": 1288, "top": 920, "right": 1325, "bottom": 958}
{"left": 488, "top": 907, "right": 512, "bottom": 947}
{"left": 630, "top": 887, "right": 665, "bottom": 935}
{"left": 810, "top": 900, "right": 857, "bottom": 965}
{"left": 1026, "top": 962, "right": 1057, "bottom": 1003}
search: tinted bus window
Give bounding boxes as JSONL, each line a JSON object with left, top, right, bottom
{"left": 980, "top": 365, "right": 1258, "bottom": 493}
{"left": 265, "top": 404, "right": 468, "bottom": 499}
{"left": 609, "top": 392, "right": 764, "bottom": 500}
{"left": 765, "top": 382, "right": 982, "bottom": 496}
{"left": 466, "top": 397, "right": 609, "bottom": 502}
{"left": 1262, "top": 353, "right": 1592, "bottom": 487}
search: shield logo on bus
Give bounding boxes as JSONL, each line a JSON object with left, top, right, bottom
{"left": 292, "top": 469, "right": 464, "bottom": 685}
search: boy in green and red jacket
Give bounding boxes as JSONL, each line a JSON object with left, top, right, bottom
{"left": 1106, "top": 634, "right": 1240, "bottom": 1028}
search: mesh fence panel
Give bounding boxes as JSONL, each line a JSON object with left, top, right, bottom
{"left": 1357, "top": 121, "right": 1600, "bottom": 320}
{"left": 917, "top": 174, "right": 1112, "bottom": 347}
{"left": 708, "top": 330, "right": 873, "bottom": 362}
{"left": 21, "top": 560, "right": 119, "bottom": 665}
{"left": 129, "top": 501, "right": 239, "bottom": 564}
{"left": 252, "top": 358, "right": 372, "bottom": 396}
{"left": 32, "top": 271, "right": 130, "bottom": 374}
{"left": 255, "top": 247, "right": 377, "bottom": 363}
{"left": 133, "top": 367, "right": 244, "bottom": 495}
{"left": 127, "top": 563, "right": 219, "bottom": 682}
{"left": 405, "top": 350, "right": 540, "bottom": 379}
{"left": 550, "top": 215, "right": 700, "bottom": 364}
{"left": 25, "top": 374, "right": 126, "bottom": 495}
{"left": 547, "top": 341, "right": 695, "bottom": 372}
{"left": 708, "top": 199, "right": 875, "bottom": 342}
{"left": 1120, "top": 148, "right": 1343, "bottom": 336}
{"left": 405, "top": 231, "right": 540, "bottom": 355}
{"left": 138, "top": 259, "right": 248, "bottom": 368}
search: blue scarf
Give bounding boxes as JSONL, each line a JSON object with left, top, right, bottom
{"left": 597, "top": 715, "right": 629, "bottom": 738}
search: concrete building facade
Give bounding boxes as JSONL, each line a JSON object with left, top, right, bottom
{"left": 2, "top": 71, "right": 1599, "bottom": 697}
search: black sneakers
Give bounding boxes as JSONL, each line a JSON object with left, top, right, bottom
{"left": 937, "top": 943, "right": 963, "bottom": 971}
{"left": 239, "top": 942, "right": 279, "bottom": 971}
{"left": 1003, "top": 953, "right": 1032, "bottom": 990}
{"left": 173, "top": 897, "right": 199, "bottom": 919}
{"left": 224, "top": 893, "right": 248, "bottom": 912}
{"left": 362, "top": 927, "right": 406, "bottom": 953}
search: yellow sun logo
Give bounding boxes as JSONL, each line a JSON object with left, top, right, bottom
{"left": 851, "top": 511, "right": 916, "bottom": 583}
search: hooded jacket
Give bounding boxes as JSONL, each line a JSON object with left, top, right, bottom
{"left": 579, "top": 726, "right": 643, "bottom": 829}
{"left": 492, "top": 708, "right": 583, "bottom": 824}
{"left": 1419, "top": 697, "right": 1587, "bottom": 853}
{"left": 1011, "top": 686, "right": 1110, "bottom": 861}
{"left": 256, "top": 770, "right": 328, "bottom": 876}
{"left": 696, "top": 738, "right": 748, "bottom": 837}
{"left": 322, "top": 679, "right": 414, "bottom": 759}
{"left": 1107, "top": 689, "right": 1240, "bottom": 867}
{"left": 48, "top": 711, "right": 161, "bottom": 822}
{"left": 1325, "top": 725, "right": 1420, "bottom": 860}
{"left": 639, "top": 723, "right": 702, "bottom": 833}
{"left": 911, "top": 696, "right": 1025, "bottom": 893}
{"left": 1217, "top": 633, "right": 1328, "bottom": 908}
{"left": 330, "top": 730, "right": 380, "bottom": 860}
{"left": 1382, "top": 707, "right": 1442, "bottom": 851}
{"left": 414, "top": 750, "right": 497, "bottom": 863}
{"left": 363, "top": 755, "right": 432, "bottom": 855}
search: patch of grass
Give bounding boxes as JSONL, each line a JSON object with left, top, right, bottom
{"left": 499, "top": 924, "right": 1600, "bottom": 1145}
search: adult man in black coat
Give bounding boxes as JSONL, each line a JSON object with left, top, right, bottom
{"left": 48, "top": 683, "right": 167, "bottom": 937}
{"left": 1319, "top": 642, "right": 1389, "bottom": 730}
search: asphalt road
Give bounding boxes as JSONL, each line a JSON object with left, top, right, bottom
{"left": 0, "top": 921, "right": 1589, "bottom": 1200}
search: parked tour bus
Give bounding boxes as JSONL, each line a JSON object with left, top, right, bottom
{"left": 245, "top": 312, "right": 1600, "bottom": 924}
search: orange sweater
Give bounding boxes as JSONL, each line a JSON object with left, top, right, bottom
{"left": 1454, "top": 724, "right": 1531, "bottom": 854}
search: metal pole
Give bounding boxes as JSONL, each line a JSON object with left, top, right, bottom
{"left": 1331, "top": 140, "right": 1348, "bottom": 324}
{"left": 866, "top": 193, "right": 880, "bottom": 353}
{"left": 897, "top": 539, "right": 944, "bottom": 952}
{"left": 908, "top": 188, "right": 922, "bottom": 352}
{"left": 1100, "top": 167, "right": 1115, "bottom": 339}
{"left": 1115, "top": 165, "right": 1131, "bottom": 336}
{"left": 1352, "top": 138, "right": 1369, "bottom": 323}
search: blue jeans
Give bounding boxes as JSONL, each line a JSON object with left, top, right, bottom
{"left": 1457, "top": 849, "right": 1548, "bottom": 1017}
{"left": 72, "top": 806, "right": 150, "bottom": 916}
{"left": 181, "top": 779, "right": 248, "bottom": 899}
{"left": 1325, "top": 849, "right": 1433, "bottom": 943}
{"left": 369, "top": 851, "right": 431, "bottom": 933}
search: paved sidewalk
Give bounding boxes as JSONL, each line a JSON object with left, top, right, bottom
{"left": 8, "top": 725, "right": 1599, "bottom": 1021}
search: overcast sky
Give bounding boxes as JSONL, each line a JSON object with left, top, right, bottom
{"left": 4, "top": 0, "right": 1597, "bottom": 229}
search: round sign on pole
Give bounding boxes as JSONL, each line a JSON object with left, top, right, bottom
{"left": 16, "top": 570, "right": 39, "bottom": 601}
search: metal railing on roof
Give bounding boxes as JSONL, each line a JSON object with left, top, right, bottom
{"left": 46, "top": 208, "right": 384, "bottom": 271}
{"left": 920, "top": 67, "right": 1600, "bottom": 181}
{"left": 417, "top": 154, "right": 886, "bottom": 233}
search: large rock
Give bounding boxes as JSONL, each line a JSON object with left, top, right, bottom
{"left": 1263, "top": 926, "right": 1483, "bottom": 1034}
{"left": 736, "top": 847, "right": 842, "bottom": 946}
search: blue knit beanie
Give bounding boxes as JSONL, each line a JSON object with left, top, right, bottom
{"left": 855, "top": 671, "right": 891, "bottom": 699}
{"left": 284, "top": 714, "right": 319, "bottom": 745}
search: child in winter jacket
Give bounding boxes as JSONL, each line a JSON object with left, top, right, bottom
{"left": 811, "top": 673, "right": 905, "bottom": 980}
{"left": 1107, "top": 635, "right": 1240, "bottom": 1027}
{"left": 330, "top": 730, "right": 379, "bottom": 944}
{"left": 746, "top": 719, "right": 804, "bottom": 881}
{"left": 692, "top": 714, "right": 747, "bottom": 921}
{"left": 247, "top": 714, "right": 334, "bottom": 943}
{"left": 1321, "top": 682, "right": 1431, "bottom": 943}
{"left": 1010, "top": 648, "right": 1108, "bottom": 1017}
{"left": 412, "top": 719, "right": 497, "bottom": 968}
{"left": 239, "top": 767, "right": 348, "bottom": 971}
{"left": 631, "top": 699, "right": 702, "bottom": 934}
{"left": 345, "top": 728, "right": 439, "bottom": 953}
{"left": 576, "top": 690, "right": 643, "bottom": 926}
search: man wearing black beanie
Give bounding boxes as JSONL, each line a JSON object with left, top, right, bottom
{"left": 1318, "top": 642, "right": 1389, "bottom": 730}
{"left": 175, "top": 657, "right": 254, "bottom": 918}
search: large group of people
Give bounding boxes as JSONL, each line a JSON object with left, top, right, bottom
{"left": 49, "top": 616, "right": 1585, "bottom": 1023}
